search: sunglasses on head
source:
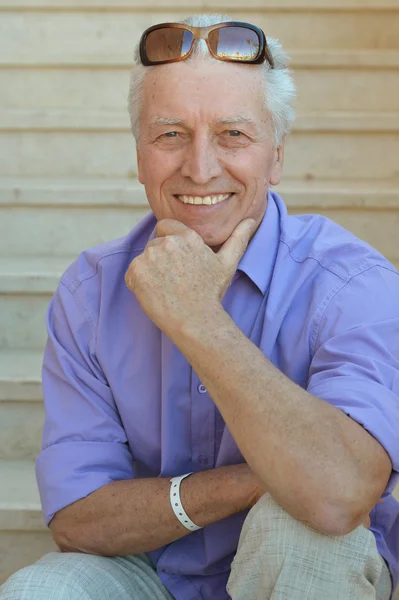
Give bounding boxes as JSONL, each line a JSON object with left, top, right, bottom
{"left": 139, "top": 21, "right": 275, "bottom": 69}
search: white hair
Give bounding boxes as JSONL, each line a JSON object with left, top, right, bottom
{"left": 128, "top": 14, "right": 296, "bottom": 148}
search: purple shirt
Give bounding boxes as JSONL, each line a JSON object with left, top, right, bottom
{"left": 37, "top": 191, "right": 399, "bottom": 600}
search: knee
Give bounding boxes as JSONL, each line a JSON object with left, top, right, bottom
{"left": 240, "top": 492, "right": 377, "bottom": 559}
{"left": 242, "top": 492, "right": 306, "bottom": 541}
{"left": 0, "top": 552, "right": 97, "bottom": 599}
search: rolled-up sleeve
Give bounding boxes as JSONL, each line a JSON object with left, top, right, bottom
{"left": 36, "top": 279, "right": 134, "bottom": 526}
{"left": 307, "top": 265, "right": 399, "bottom": 494}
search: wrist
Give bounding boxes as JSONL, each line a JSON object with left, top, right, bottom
{"left": 178, "top": 466, "right": 251, "bottom": 528}
{"left": 173, "top": 305, "right": 233, "bottom": 354}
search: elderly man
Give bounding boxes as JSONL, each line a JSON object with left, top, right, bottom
{"left": 1, "top": 13, "right": 398, "bottom": 600}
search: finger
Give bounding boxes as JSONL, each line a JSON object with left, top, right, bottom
{"left": 156, "top": 219, "right": 192, "bottom": 238}
{"left": 146, "top": 237, "right": 165, "bottom": 249}
{"left": 217, "top": 218, "right": 258, "bottom": 273}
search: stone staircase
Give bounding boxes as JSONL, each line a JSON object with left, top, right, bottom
{"left": 0, "top": 0, "right": 399, "bottom": 594}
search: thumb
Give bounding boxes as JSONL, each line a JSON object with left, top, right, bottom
{"left": 156, "top": 219, "right": 192, "bottom": 238}
{"left": 217, "top": 218, "right": 258, "bottom": 273}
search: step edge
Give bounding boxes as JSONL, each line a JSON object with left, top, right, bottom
{"left": 2, "top": 109, "right": 399, "bottom": 132}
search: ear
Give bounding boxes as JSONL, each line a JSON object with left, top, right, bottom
{"left": 269, "top": 140, "right": 285, "bottom": 186}
{"left": 137, "top": 147, "right": 145, "bottom": 184}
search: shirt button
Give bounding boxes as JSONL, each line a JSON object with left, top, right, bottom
{"left": 198, "top": 384, "right": 207, "bottom": 394}
{"left": 198, "top": 455, "right": 208, "bottom": 466}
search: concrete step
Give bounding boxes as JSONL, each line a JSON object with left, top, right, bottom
{"left": 0, "top": 179, "right": 399, "bottom": 255}
{"left": 0, "top": 179, "right": 399, "bottom": 258}
{"left": 0, "top": 459, "right": 58, "bottom": 586}
{"left": 0, "top": 348, "right": 42, "bottom": 401}
{"left": 2, "top": 48, "right": 399, "bottom": 68}
{"left": 1, "top": 12, "right": 399, "bottom": 69}
{"left": 0, "top": 198, "right": 398, "bottom": 351}
{"left": 0, "top": 199, "right": 148, "bottom": 257}
{"left": 3, "top": 110, "right": 399, "bottom": 133}
{"left": 0, "top": 257, "right": 73, "bottom": 351}
{"left": 2, "top": 130, "right": 399, "bottom": 180}
{"left": 2, "top": 178, "right": 399, "bottom": 209}
{"left": 0, "top": 350, "right": 44, "bottom": 459}
{"left": 3, "top": 68, "right": 399, "bottom": 115}
{"left": 2, "top": 0, "right": 399, "bottom": 9}
{"left": 0, "top": 460, "right": 399, "bottom": 589}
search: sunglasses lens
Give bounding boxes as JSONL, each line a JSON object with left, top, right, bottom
{"left": 145, "top": 27, "right": 193, "bottom": 63}
{"left": 208, "top": 26, "right": 260, "bottom": 61}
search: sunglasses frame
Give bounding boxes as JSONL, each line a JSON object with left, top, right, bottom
{"left": 139, "top": 21, "right": 275, "bottom": 69}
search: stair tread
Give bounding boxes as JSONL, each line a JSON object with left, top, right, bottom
{"left": 1, "top": 177, "right": 399, "bottom": 207}
{"left": 0, "top": 457, "right": 398, "bottom": 533}
{"left": 3, "top": 50, "right": 399, "bottom": 68}
{"left": 3, "top": 109, "right": 399, "bottom": 132}
{"left": 0, "top": 459, "right": 39, "bottom": 507}
{"left": 0, "top": 348, "right": 42, "bottom": 384}
{"left": 0, "top": 256, "right": 71, "bottom": 294}
{"left": 2, "top": 0, "right": 399, "bottom": 9}
{"left": 0, "top": 459, "right": 46, "bottom": 530}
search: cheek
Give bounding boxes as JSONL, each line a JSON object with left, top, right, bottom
{"left": 226, "top": 147, "right": 272, "bottom": 183}
{"left": 140, "top": 149, "right": 178, "bottom": 187}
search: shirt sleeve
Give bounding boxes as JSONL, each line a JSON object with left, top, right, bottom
{"left": 36, "top": 278, "right": 134, "bottom": 526}
{"left": 307, "top": 265, "right": 399, "bottom": 494}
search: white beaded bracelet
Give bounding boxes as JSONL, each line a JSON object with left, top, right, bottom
{"left": 170, "top": 472, "right": 203, "bottom": 532}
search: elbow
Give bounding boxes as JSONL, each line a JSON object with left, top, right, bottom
{"left": 50, "top": 522, "right": 77, "bottom": 553}
{"left": 307, "top": 495, "right": 373, "bottom": 537}
{"left": 50, "top": 516, "right": 90, "bottom": 554}
{"left": 300, "top": 507, "right": 353, "bottom": 537}
{"left": 310, "top": 510, "right": 357, "bottom": 537}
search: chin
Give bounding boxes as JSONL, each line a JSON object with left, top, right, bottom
{"left": 197, "top": 230, "right": 229, "bottom": 249}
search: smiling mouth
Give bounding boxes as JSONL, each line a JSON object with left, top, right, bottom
{"left": 175, "top": 193, "right": 233, "bottom": 206}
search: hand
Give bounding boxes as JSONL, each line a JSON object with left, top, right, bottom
{"left": 125, "top": 218, "right": 257, "bottom": 339}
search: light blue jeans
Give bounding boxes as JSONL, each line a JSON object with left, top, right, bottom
{"left": 0, "top": 494, "right": 393, "bottom": 599}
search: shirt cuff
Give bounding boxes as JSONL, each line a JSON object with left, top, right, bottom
{"left": 308, "top": 376, "right": 399, "bottom": 494}
{"left": 35, "top": 440, "right": 135, "bottom": 525}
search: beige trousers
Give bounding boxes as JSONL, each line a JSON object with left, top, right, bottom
{"left": 0, "top": 493, "right": 393, "bottom": 599}
{"left": 227, "top": 492, "right": 392, "bottom": 600}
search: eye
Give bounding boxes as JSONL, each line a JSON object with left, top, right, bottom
{"left": 228, "top": 130, "right": 243, "bottom": 137}
{"left": 164, "top": 131, "right": 179, "bottom": 138}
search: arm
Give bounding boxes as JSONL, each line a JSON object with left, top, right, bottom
{"left": 40, "top": 265, "right": 266, "bottom": 556}
{"left": 50, "top": 463, "right": 265, "bottom": 555}
{"left": 126, "top": 220, "right": 397, "bottom": 537}
{"left": 175, "top": 307, "right": 391, "bottom": 536}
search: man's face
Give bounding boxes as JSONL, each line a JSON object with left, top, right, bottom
{"left": 136, "top": 59, "right": 284, "bottom": 249}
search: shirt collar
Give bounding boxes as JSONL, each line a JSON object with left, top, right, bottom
{"left": 236, "top": 191, "right": 283, "bottom": 295}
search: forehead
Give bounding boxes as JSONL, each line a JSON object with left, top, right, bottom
{"left": 140, "top": 59, "right": 267, "bottom": 126}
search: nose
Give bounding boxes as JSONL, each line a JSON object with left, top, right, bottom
{"left": 180, "top": 134, "right": 223, "bottom": 184}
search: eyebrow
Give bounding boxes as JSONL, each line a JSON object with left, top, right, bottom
{"left": 150, "top": 116, "right": 258, "bottom": 128}
{"left": 150, "top": 118, "right": 184, "bottom": 127}
{"left": 215, "top": 117, "right": 258, "bottom": 127}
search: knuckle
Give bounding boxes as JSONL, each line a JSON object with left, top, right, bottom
{"left": 183, "top": 230, "right": 199, "bottom": 245}
{"left": 164, "top": 237, "right": 178, "bottom": 252}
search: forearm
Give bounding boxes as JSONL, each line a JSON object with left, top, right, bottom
{"left": 51, "top": 464, "right": 252, "bottom": 556}
{"left": 175, "top": 309, "right": 388, "bottom": 534}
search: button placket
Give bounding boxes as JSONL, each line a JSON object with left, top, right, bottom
{"left": 191, "top": 370, "right": 215, "bottom": 470}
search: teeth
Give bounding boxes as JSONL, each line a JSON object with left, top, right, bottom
{"left": 178, "top": 194, "right": 230, "bottom": 205}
